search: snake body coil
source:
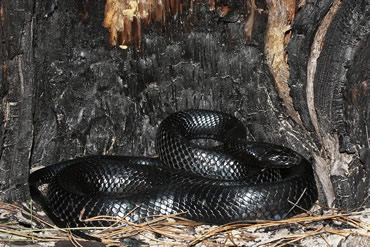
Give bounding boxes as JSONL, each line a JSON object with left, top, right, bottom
{"left": 30, "top": 110, "right": 318, "bottom": 228}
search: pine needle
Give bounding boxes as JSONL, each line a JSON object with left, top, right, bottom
{"left": 0, "top": 202, "right": 369, "bottom": 246}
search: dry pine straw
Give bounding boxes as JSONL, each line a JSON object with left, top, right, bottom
{"left": 0, "top": 202, "right": 369, "bottom": 246}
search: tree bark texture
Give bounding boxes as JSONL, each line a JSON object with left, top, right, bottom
{"left": 0, "top": 0, "right": 35, "bottom": 202}
{"left": 0, "top": 0, "right": 369, "bottom": 210}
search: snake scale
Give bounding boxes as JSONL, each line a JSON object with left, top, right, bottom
{"left": 29, "top": 109, "right": 318, "bottom": 229}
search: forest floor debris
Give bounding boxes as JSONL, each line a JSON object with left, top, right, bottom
{"left": 0, "top": 202, "right": 369, "bottom": 246}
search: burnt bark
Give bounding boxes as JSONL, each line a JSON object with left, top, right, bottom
{"left": 287, "top": 0, "right": 333, "bottom": 133}
{"left": 0, "top": 0, "right": 369, "bottom": 211}
{"left": 0, "top": 0, "right": 35, "bottom": 202}
{"left": 313, "top": 0, "right": 370, "bottom": 208}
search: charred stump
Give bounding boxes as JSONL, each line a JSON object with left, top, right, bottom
{"left": 0, "top": 0, "right": 369, "bottom": 214}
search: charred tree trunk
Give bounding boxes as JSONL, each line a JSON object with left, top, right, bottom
{"left": 0, "top": 0, "right": 369, "bottom": 213}
{"left": 0, "top": 0, "right": 35, "bottom": 202}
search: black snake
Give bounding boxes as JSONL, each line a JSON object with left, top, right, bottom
{"left": 29, "top": 109, "right": 318, "bottom": 229}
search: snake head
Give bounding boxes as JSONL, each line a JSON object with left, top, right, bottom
{"left": 225, "top": 141, "right": 304, "bottom": 168}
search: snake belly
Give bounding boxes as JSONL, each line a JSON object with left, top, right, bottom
{"left": 29, "top": 109, "right": 318, "bottom": 228}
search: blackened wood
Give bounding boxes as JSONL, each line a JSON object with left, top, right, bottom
{"left": 287, "top": 0, "right": 332, "bottom": 133}
{"left": 314, "top": 0, "right": 370, "bottom": 152}
{"left": 0, "top": 0, "right": 35, "bottom": 202}
{"left": 313, "top": 0, "right": 370, "bottom": 209}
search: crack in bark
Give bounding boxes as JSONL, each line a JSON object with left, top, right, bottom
{"left": 307, "top": 0, "right": 342, "bottom": 154}
{"left": 306, "top": 0, "right": 342, "bottom": 208}
{"left": 264, "top": 0, "right": 305, "bottom": 129}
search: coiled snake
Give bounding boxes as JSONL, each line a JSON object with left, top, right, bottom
{"left": 29, "top": 109, "right": 318, "bottom": 229}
